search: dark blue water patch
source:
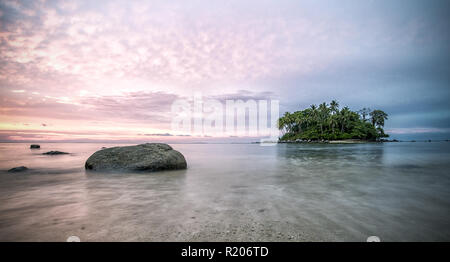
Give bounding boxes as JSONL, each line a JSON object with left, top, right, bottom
{"left": 390, "top": 164, "right": 422, "bottom": 169}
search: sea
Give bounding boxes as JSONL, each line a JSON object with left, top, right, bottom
{"left": 0, "top": 142, "right": 449, "bottom": 241}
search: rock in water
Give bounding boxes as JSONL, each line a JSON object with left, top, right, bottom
{"left": 85, "top": 143, "right": 187, "bottom": 172}
{"left": 42, "top": 151, "right": 69, "bottom": 155}
{"left": 30, "top": 144, "right": 40, "bottom": 149}
{"left": 8, "top": 166, "right": 28, "bottom": 172}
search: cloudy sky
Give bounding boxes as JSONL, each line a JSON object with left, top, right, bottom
{"left": 0, "top": 0, "right": 449, "bottom": 142}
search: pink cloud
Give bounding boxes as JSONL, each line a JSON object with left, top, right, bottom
{"left": 1, "top": 1, "right": 448, "bottom": 141}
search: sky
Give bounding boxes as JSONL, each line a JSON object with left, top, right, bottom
{"left": 0, "top": 0, "right": 449, "bottom": 142}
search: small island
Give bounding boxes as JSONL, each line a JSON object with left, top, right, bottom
{"left": 278, "top": 100, "right": 389, "bottom": 143}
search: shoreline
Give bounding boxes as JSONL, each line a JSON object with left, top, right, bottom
{"left": 272, "top": 139, "right": 401, "bottom": 144}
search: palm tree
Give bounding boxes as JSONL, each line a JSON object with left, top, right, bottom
{"left": 326, "top": 100, "right": 339, "bottom": 134}
{"left": 279, "top": 112, "right": 293, "bottom": 134}
{"left": 358, "top": 107, "right": 371, "bottom": 122}
{"left": 318, "top": 103, "right": 329, "bottom": 137}
{"left": 370, "top": 110, "right": 388, "bottom": 128}
{"left": 309, "top": 104, "right": 318, "bottom": 129}
{"left": 330, "top": 114, "right": 339, "bottom": 134}
{"left": 340, "top": 106, "right": 351, "bottom": 133}
{"left": 293, "top": 111, "right": 303, "bottom": 133}
{"left": 278, "top": 114, "right": 286, "bottom": 133}
{"left": 330, "top": 100, "right": 339, "bottom": 115}
{"left": 303, "top": 108, "right": 312, "bottom": 130}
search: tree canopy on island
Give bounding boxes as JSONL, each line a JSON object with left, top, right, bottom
{"left": 278, "top": 100, "right": 389, "bottom": 141}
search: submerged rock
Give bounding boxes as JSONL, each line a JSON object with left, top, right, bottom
{"left": 42, "top": 151, "right": 69, "bottom": 155}
{"left": 8, "top": 166, "right": 28, "bottom": 172}
{"left": 30, "top": 144, "right": 40, "bottom": 149}
{"left": 85, "top": 143, "right": 187, "bottom": 172}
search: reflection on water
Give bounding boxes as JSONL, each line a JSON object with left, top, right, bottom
{"left": 0, "top": 142, "right": 449, "bottom": 241}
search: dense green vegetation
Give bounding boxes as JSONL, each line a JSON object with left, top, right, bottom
{"left": 278, "top": 100, "right": 389, "bottom": 141}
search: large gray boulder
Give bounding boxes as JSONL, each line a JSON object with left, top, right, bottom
{"left": 85, "top": 143, "right": 187, "bottom": 172}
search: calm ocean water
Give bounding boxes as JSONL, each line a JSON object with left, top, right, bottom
{"left": 0, "top": 142, "right": 449, "bottom": 241}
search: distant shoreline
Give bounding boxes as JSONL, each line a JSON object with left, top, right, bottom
{"left": 262, "top": 139, "right": 449, "bottom": 144}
